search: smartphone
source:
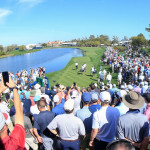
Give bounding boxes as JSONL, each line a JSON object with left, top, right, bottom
{"left": 73, "top": 82, "right": 76, "bottom": 86}
{"left": 2, "top": 72, "right": 9, "bottom": 86}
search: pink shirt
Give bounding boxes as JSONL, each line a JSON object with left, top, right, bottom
{"left": 29, "top": 96, "right": 35, "bottom": 106}
{"left": 144, "top": 105, "right": 150, "bottom": 125}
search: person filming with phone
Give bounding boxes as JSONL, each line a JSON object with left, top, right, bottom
{"left": 0, "top": 72, "right": 26, "bottom": 150}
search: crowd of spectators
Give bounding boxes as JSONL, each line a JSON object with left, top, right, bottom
{"left": 0, "top": 46, "right": 150, "bottom": 150}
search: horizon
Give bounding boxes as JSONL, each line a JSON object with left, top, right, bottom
{"left": 0, "top": 0, "right": 150, "bottom": 46}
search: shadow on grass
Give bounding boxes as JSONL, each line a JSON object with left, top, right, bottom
{"left": 90, "top": 78, "right": 98, "bottom": 81}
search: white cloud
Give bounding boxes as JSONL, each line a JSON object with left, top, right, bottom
{"left": 0, "top": 9, "right": 12, "bottom": 23}
{"left": 19, "top": 0, "right": 44, "bottom": 7}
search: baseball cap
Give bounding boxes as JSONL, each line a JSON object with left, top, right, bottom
{"left": 0, "top": 112, "right": 5, "bottom": 130}
{"left": 117, "top": 90, "right": 127, "bottom": 98}
{"left": 71, "top": 90, "right": 78, "bottom": 98}
{"left": 53, "top": 95, "right": 59, "bottom": 103}
{"left": 120, "top": 85, "right": 125, "bottom": 89}
{"left": 128, "top": 85, "right": 133, "bottom": 91}
{"left": 100, "top": 91, "right": 111, "bottom": 102}
{"left": 64, "top": 99, "right": 74, "bottom": 111}
{"left": 34, "top": 96, "right": 40, "bottom": 102}
{"left": 91, "top": 93, "right": 99, "bottom": 103}
{"left": 34, "top": 84, "right": 41, "bottom": 90}
{"left": 82, "top": 93, "right": 91, "bottom": 103}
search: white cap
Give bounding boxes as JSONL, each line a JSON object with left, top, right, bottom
{"left": 101, "top": 82, "right": 104, "bottom": 86}
{"left": 120, "top": 85, "right": 125, "bottom": 89}
{"left": 71, "top": 90, "right": 78, "bottom": 98}
{"left": 94, "top": 83, "right": 98, "bottom": 88}
{"left": 117, "top": 90, "right": 127, "bottom": 98}
{"left": 64, "top": 99, "right": 74, "bottom": 111}
{"left": 53, "top": 95, "right": 59, "bottom": 103}
{"left": 100, "top": 91, "right": 111, "bottom": 102}
{"left": 128, "top": 85, "right": 133, "bottom": 90}
{"left": 34, "top": 84, "right": 41, "bottom": 90}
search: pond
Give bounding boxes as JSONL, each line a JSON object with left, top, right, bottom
{"left": 0, "top": 48, "right": 83, "bottom": 74}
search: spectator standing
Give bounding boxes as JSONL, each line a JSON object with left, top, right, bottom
{"left": 33, "top": 100, "right": 55, "bottom": 150}
{"left": 48, "top": 99, "right": 85, "bottom": 150}
{"left": 116, "top": 91, "right": 149, "bottom": 150}
{"left": 89, "top": 91, "right": 120, "bottom": 150}
{"left": 52, "top": 93, "right": 65, "bottom": 116}
{"left": 76, "top": 93, "right": 92, "bottom": 150}
{"left": 75, "top": 62, "right": 78, "bottom": 70}
{"left": 0, "top": 77, "right": 26, "bottom": 149}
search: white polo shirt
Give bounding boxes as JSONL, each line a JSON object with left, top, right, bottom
{"left": 47, "top": 113, "right": 85, "bottom": 140}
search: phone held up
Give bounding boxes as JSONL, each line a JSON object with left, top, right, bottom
{"left": 2, "top": 71, "right": 9, "bottom": 86}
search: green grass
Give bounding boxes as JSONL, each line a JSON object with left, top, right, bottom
{"left": 46, "top": 47, "right": 118, "bottom": 88}
{"left": 141, "top": 47, "right": 150, "bottom": 55}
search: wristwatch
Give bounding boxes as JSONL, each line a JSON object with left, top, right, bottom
{"left": 11, "top": 87, "right": 18, "bottom": 90}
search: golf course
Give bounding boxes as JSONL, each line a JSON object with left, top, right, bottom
{"left": 46, "top": 47, "right": 118, "bottom": 87}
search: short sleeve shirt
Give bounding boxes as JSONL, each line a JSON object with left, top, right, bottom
{"left": 92, "top": 106, "right": 120, "bottom": 142}
{"left": 47, "top": 114, "right": 85, "bottom": 140}
{"left": 116, "top": 110, "right": 149, "bottom": 142}
{"left": 0, "top": 124, "right": 26, "bottom": 150}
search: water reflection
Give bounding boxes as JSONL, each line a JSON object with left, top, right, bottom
{"left": 0, "top": 48, "right": 83, "bottom": 73}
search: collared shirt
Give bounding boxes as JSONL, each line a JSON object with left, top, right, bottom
{"left": 115, "top": 103, "right": 129, "bottom": 116}
{"left": 116, "top": 110, "right": 149, "bottom": 142}
{"left": 76, "top": 106, "right": 92, "bottom": 133}
{"left": 47, "top": 113, "right": 85, "bottom": 140}
{"left": 92, "top": 106, "right": 120, "bottom": 142}
{"left": 144, "top": 105, "right": 150, "bottom": 125}
{"left": 52, "top": 98, "right": 65, "bottom": 116}
{"left": 34, "top": 110, "right": 55, "bottom": 138}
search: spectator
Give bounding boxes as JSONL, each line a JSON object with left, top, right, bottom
{"left": 116, "top": 91, "right": 149, "bottom": 150}
{"left": 33, "top": 100, "right": 55, "bottom": 150}
{"left": 0, "top": 77, "right": 26, "bottom": 149}
{"left": 89, "top": 93, "right": 101, "bottom": 114}
{"left": 48, "top": 99, "right": 85, "bottom": 150}
{"left": 30, "top": 96, "right": 40, "bottom": 115}
{"left": 113, "top": 90, "right": 129, "bottom": 116}
{"left": 76, "top": 93, "right": 92, "bottom": 150}
{"left": 106, "top": 139, "right": 135, "bottom": 150}
{"left": 89, "top": 91, "right": 120, "bottom": 150}
{"left": 52, "top": 92, "right": 65, "bottom": 116}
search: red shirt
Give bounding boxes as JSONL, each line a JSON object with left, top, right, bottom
{"left": 0, "top": 124, "right": 26, "bottom": 150}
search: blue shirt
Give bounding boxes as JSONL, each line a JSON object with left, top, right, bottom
{"left": 76, "top": 106, "right": 92, "bottom": 133}
{"left": 89, "top": 104, "right": 101, "bottom": 114}
{"left": 92, "top": 106, "right": 120, "bottom": 142}
{"left": 22, "top": 98, "right": 32, "bottom": 113}
{"left": 115, "top": 103, "right": 129, "bottom": 116}
{"left": 34, "top": 110, "right": 55, "bottom": 138}
{"left": 116, "top": 110, "right": 149, "bottom": 142}
{"left": 52, "top": 98, "right": 65, "bottom": 116}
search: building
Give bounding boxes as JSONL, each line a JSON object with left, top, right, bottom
{"left": 26, "top": 44, "right": 42, "bottom": 50}
{"left": 46, "top": 41, "right": 63, "bottom": 47}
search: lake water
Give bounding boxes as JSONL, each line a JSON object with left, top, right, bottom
{"left": 0, "top": 48, "right": 83, "bottom": 74}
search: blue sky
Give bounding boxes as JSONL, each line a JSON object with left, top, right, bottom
{"left": 0, "top": 0, "right": 150, "bottom": 46}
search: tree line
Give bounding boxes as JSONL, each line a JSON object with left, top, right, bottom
{"left": 0, "top": 24, "right": 150, "bottom": 56}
